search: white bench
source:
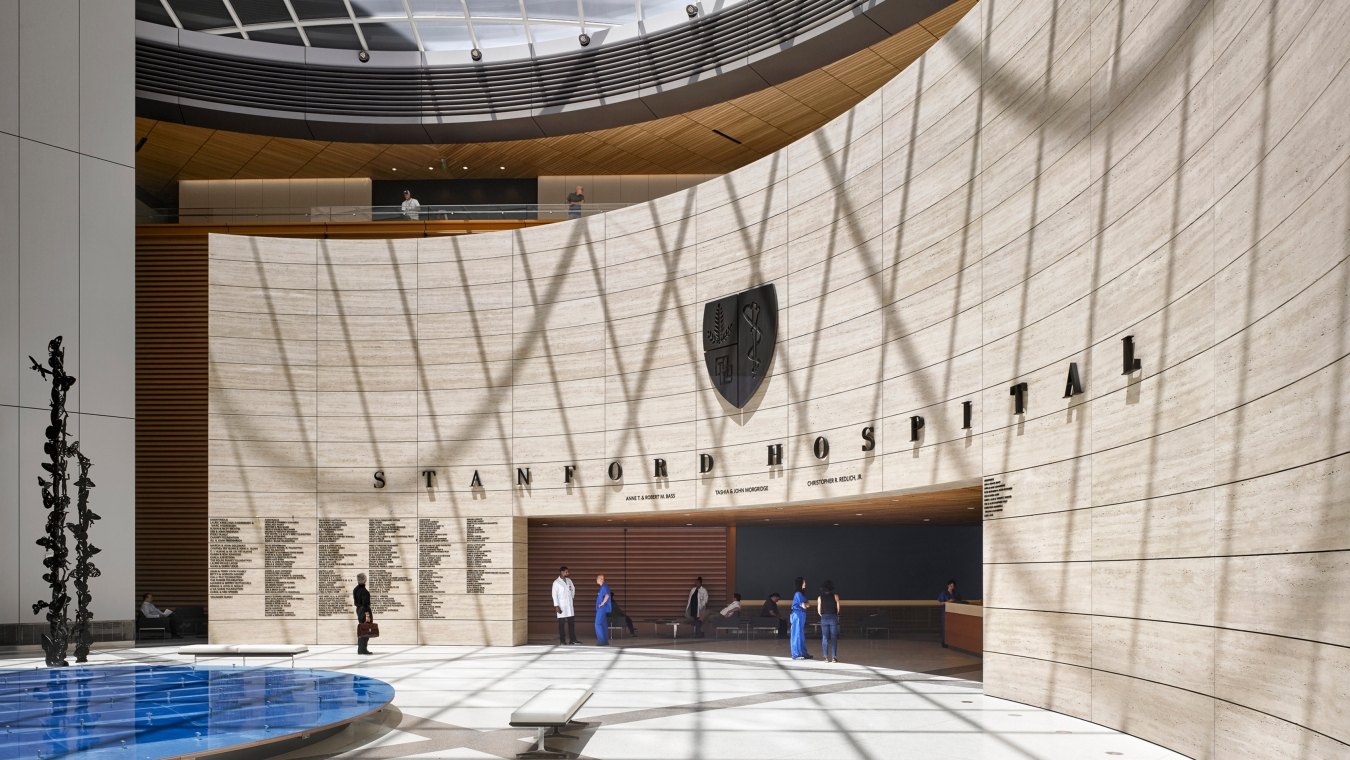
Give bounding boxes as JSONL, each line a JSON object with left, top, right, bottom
{"left": 179, "top": 644, "right": 310, "bottom": 667}
{"left": 508, "top": 684, "right": 593, "bottom": 759}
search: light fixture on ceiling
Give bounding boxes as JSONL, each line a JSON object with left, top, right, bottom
{"left": 855, "top": 513, "right": 863, "bottom": 516}
{"left": 686, "top": 4, "right": 699, "bottom": 17}
{"left": 685, "top": 523, "right": 693, "bottom": 526}
{"left": 470, "top": 48, "right": 482, "bottom": 61}
{"left": 833, "top": 523, "right": 840, "bottom": 526}
{"left": 427, "top": 166, "right": 433, "bottom": 171}
{"left": 923, "top": 518, "right": 931, "bottom": 522}
{"left": 391, "top": 167, "right": 397, "bottom": 171}
{"left": 358, "top": 50, "right": 370, "bottom": 63}
{"left": 499, "top": 166, "right": 506, "bottom": 170}
{"left": 462, "top": 166, "right": 468, "bottom": 170}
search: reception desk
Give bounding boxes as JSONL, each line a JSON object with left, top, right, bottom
{"left": 943, "top": 602, "right": 983, "bottom": 653}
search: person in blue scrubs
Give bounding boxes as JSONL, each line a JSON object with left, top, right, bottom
{"left": 595, "top": 574, "right": 613, "bottom": 646}
{"left": 790, "top": 576, "right": 812, "bottom": 660}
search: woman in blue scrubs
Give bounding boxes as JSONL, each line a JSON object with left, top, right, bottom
{"left": 790, "top": 576, "right": 812, "bottom": 660}
{"left": 595, "top": 574, "right": 613, "bottom": 646}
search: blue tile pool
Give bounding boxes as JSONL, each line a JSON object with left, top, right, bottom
{"left": 0, "top": 665, "right": 395, "bottom": 759}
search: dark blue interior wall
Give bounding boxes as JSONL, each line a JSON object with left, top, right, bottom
{"left": 735, "top": 525, "right": 982, "bottom": 600}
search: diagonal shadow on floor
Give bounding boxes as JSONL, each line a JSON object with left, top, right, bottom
{"left": 272, "top": 659, "right": 984, "bottom": 760}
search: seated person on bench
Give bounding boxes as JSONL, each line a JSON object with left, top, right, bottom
{"left": 720, "top": 593, "right": 744, "bottom": 618}
{"left": 760, "top": 592, "right": 788, "bottom": 639}
{"left": 140, "top": 593, "right": 182, "bottom": 638}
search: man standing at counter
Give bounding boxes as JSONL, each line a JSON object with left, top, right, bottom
{"left": 938, "top": 579, "right": 964, "bottom": 647}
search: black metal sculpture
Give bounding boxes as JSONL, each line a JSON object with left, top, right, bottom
{"left": 29, "top": 336, "right": 100, "bottom": 666}
{"left": 69, "top": 443, "right": 101, "bottom": 663}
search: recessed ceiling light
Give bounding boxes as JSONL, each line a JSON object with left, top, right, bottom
{"left": 967, "top": 507, "right": 975, "bottom": 510}
{"left": 685, "top": 523, "right": 693, "bottom": 526}
{"left": 427, "top": 166, "right": 433, "bottom": 170}
{"left": 391, "top": 167, "right": 397, "bottom": 171}
{"left": 499, "top": 166, "right": 506, "bottom": 170}
{"left": 833, "top": 523, "right": 840, "bottom": 526}
{"left": 923, "top": 518, "right": 931, "bottom": 522}
{"left": 855, "top": 513, "right": 863, "bottom": 516}
{"left": 462, "top": 166, "right": 468, "bottom": 170}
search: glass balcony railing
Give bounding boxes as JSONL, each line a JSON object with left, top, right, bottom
{"left": 136, "top": 204, "right": 634, "bottom": 224}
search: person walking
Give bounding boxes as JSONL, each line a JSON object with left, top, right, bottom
{"left": 790, "top": 576, "right": 812, "bottom": 660}
{"left": 353, "top": 573, "right": 372, "bottom": 655}
{"left": 552, "top": 565, "right": 579, "bottom": 644}
{"left": 818, "top": 580, "right": 841, "bottom": 663}
{"left": 595, "top": 574, "right": 613, "bottom": 646}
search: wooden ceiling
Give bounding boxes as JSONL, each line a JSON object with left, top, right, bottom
{"left": 530, "top": 484, "right": 984, "bottom": 528}
{"left": 135, "top": 0, "right": 975, "bottom": 198}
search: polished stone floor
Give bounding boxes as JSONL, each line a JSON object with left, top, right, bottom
{"left": 1, "top": 639, "right": 1186, "bottom": 759}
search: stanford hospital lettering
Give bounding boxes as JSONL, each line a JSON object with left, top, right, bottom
{"left": 207, "top": 217, "right": 1151, "bottom": 648}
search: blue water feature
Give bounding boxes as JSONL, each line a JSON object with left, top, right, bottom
{"left": 0, "top": 665, "right": 395, "bottom": 759}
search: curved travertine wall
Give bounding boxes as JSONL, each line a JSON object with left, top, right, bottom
{"left": 208, "top": 0, "right": 1350, "bottom": 756}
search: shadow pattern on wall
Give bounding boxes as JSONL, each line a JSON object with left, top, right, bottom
{"left": 206, "top": 0, "right": 1350, "bottom": 755}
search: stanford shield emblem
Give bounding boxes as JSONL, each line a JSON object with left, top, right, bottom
{"left": 702, "top": 284, "right": 778, "bottom": 408}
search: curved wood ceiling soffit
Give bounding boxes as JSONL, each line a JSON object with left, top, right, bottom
{"left": 135, "top": 1, "right": 976, "bottom": 197}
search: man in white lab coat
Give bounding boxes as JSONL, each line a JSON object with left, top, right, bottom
{"left": 552, "top": 565, "right": 579, "bottom": 644}
{"left": 685, "top": 576, "right": 710, "bottom": 638}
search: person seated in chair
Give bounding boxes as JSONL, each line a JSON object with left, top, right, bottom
{"left": 760, "top": 592, "right": 788, "bottom": 639}
{"left": 140, "top": 593, "right": 182, "bottom": 638}
{"left": 720, "top": 593, "right": 744, "bottom": 618}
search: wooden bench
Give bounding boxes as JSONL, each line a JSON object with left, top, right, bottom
{"left": 179, "top": 644, "right": 310, "bottom": 667}
{"left": 508, "top": 684, "right": 593, "bottom": 759}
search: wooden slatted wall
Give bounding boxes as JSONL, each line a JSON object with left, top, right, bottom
{"left": 526, "top": 527, "right": 729, "bottom": 634}
{"left": 135, "top": 229, "right": 210, "bottom": 607}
